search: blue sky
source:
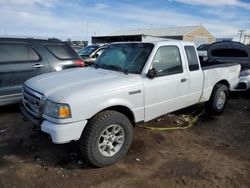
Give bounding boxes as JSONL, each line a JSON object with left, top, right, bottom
{"left": 0, "top": 0, "right": 249, "bottom": 42}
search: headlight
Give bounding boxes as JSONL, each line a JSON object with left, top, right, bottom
{"left": 43, "top": 100, "right": 71, "bottom": 119}
{"left": 240, "top": 70, "right": 250, "bottom": 77}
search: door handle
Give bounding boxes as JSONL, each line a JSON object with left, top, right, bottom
{"left": 33, "top": 64, "right": 44, "bottom": 68}
{"left": 181, "top": 78, "right": 188, "bottom": 82}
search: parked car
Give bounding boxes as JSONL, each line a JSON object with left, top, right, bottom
{"left": 0, "top": 37, "right": 84, "bottom": 106}
{"left": 21, "top": 41, "right": 240, "bottom": 167}
{"left": 201, "top": 41, "right": 250, "bottom": 91}
{"left": 78, "top": 44, "right": 107, "bottom": 65}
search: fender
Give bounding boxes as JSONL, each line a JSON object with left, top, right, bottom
{"left": 86, "top": 97, "right": 144, "bottom": 123}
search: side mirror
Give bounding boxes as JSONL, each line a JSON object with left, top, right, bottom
{"left": 147, "top": 68, "right": 157, "bottom": 79}
{"left": 92, "top": 53, "right": 99, "bottom": 59}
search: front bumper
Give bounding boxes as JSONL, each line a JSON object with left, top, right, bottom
{"left": 41, "top": 120, "right": 88, "bottom": 144}
{"left": 21, "top": 103, "right": 88, "bottom": 144}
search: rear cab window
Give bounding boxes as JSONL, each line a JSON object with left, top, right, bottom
{"left": 0, "top": 42, "right": 40, "bottom": 63}
{"left": 184, "top": 46, "right": 200, "bottom": 71}
{"left": 45, "top": 44, "right": 78, "bottom": 60}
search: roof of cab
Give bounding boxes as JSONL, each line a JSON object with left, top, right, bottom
{"left": 109, "top": 40, "right": 195, "bottom": 46}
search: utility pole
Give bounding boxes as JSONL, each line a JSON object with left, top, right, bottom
{"left": 239, "top": 29, "right": 245, "bottom": 42}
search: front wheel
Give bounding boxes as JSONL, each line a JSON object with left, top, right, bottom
{"left": 79, "top": 110, "right": 133, "bottom": 167}
{"left": 205, "top": 84, "right": 229, "bottom": 115}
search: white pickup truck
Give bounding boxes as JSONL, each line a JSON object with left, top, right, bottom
{"left": 21, "top": 41, "right": 240, "bottom": 167}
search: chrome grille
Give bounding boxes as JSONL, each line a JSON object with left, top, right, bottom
{"left": 23, "top": 85, "right": 43, "bottom": 118}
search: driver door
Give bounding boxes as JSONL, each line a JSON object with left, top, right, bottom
{"left": 144, "top": 45, "right": 190, "bottom": 121}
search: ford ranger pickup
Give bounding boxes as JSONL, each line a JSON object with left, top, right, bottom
{"left": 21, "top": 41, "right": 241, "bottom": 167}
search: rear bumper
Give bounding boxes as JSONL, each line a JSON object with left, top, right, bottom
{"left": 233, "top": 76, "right": 250, "bottom": 91}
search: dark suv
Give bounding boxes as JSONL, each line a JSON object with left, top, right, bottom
{"left": 0, "top": 37, "right": 84, "bottom": 106}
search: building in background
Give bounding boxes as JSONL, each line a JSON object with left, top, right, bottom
{"left": 92, "top": 25, "right": 215, "bottom": 46}
{"left": 244, "top": 34, "right": 250, "bottom": 45}
{"left": 65, "top": 40, "right": 88, "bottom": 47}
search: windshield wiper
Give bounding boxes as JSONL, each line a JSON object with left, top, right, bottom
{"left": 101, "top": 64, "right": 128, "bottom": 75}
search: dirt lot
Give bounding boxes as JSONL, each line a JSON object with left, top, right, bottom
{"left": 0, "top": 92, "right": 250, "bottom": 188}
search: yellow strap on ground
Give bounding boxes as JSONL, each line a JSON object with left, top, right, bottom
{"left": 141, "top": 110, "right": 205, "bottom": 131}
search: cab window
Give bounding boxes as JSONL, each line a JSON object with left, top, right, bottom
{"left": 152, "top": 46, "right": 183, "bottom": 77}
{"left": 185, "top": 46, "right": 200, "bottom": 71}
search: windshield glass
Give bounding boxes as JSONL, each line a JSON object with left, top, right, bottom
{"left": 95, "top": 43, "right": 154, "bottom": 74}
{"left": 197, "top": 44, "right": 210, "bottom": 51}
{"left": 78, "top": 45, "right": 99, "bottom": 56}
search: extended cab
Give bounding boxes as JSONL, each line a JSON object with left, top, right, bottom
{"left": 21, "top": 41, "right": 240, "bottom": 167}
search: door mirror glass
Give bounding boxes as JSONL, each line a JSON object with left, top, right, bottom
{"left": 147, "top": 68, "right": 157, "bottom": 79}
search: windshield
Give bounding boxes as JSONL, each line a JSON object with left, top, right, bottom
{"left": 197, "top": 44, "right": 210, "bottom": 51}
{"left": 95, "top": 43, "right": 154, "bottom": 74}
{"left": 78, "top": 45, "right": 99, "bottom": 56}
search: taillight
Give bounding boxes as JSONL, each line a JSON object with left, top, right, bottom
{"left": 74, "top": 59, "right": 85, "bottom": 67}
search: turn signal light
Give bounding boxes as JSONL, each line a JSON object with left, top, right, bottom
{"left": 59, "top": 105, "right": 71, "bottom": 118}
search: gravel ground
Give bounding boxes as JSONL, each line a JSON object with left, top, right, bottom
{"left": 0, "top": 91, "right": 249, "bottom": 188}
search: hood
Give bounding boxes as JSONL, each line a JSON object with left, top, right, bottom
{"left": 25, "top": 67, "right": 141, "bottom": 102}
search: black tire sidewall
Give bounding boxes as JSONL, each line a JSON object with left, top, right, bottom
{"left": 84, "top": 111, "right": 133, "bottom": 167}
{"left": 212, "top": 85, "right": 229, "bottom": 114}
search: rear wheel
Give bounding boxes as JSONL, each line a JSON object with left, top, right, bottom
{"left": 79, "top": 110, "right": 133, "bottom": 167}
{"left": 205, "top": 84, "right": 229, "bottom": 115}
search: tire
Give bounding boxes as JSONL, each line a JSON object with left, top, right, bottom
{"left": 205, "top": 84, "right": 229, "bottom": 115}
{"left": 79, "top": 110, "right": 133, "bottom": 167}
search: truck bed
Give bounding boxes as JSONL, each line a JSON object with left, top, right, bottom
{"left": 199, "top": 62, "right": 241, "bottom": 102}
{"left": 200, "top": 61, "right": 240, "bottom": 71}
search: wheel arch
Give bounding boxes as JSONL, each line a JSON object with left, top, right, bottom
{"left": 205, "top": 79, "right": 230, "bottom": 115}
{"left": 215, "top": 79, "right": 230, "bottom": 89}
{"left": 208, "top": 79, "right": 230, "bottom": 100}
{"left": 89, "top": 105, "right": 136, "bottom": 126}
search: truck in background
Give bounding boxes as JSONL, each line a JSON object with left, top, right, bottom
{"left": 198, "top": 41, "right": 250, "bottom": 91}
